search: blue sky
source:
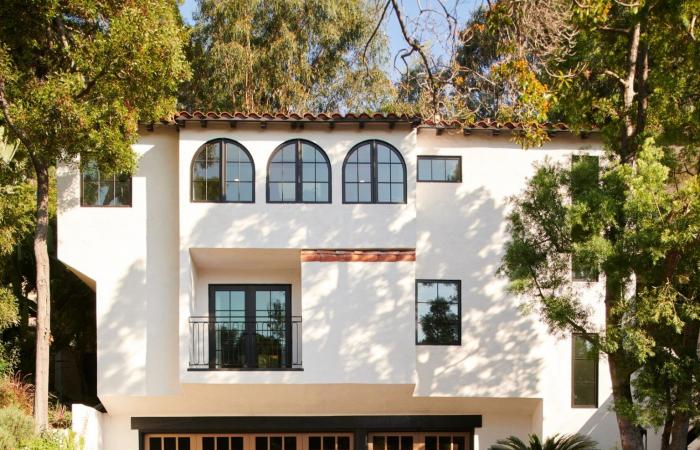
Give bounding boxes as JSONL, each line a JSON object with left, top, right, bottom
{"left": 178, "top": 0, "right": 482, "bottom": 80}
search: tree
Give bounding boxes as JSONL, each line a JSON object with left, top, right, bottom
{"left": 181, "top": 0, "right": 395, "bottom": 112}
{"left": 376, "top": 1, "right": 700, "bottom": 449}
{"left": 0, "top": 0, "right": 189, "bottom": 430}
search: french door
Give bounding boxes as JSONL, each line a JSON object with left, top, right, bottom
{"left": 208, "top": 285, "right": 292, "bottom": 369}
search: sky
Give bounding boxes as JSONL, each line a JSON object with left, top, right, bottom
{"left": 178, "top": 0, "right": 483, "bottom": 81}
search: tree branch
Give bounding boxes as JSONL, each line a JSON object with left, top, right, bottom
{"left": 363, "top": 0, "right": 391, "bottom": 76}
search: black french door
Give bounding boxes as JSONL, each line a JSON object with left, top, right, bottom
{"left": 208, "top": 284, "right": 292, "bottom": 369}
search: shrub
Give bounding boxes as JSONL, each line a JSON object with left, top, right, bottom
{"left": 23, "top": 429, "right": 83, "bottom": 450}
{"left": 0, "top": 406, "right": 34, "bottom": 449}
{"left": 489, "top": 434, "right": 598, "bottom": 450}
{"left": 48, "top": 402, "right": 72, "bottom": 429}
{"left": 0, "top": 373, "right": 34, "bottom": 413}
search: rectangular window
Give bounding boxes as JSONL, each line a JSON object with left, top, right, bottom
{"left": 369, "top": 433, "right": 470, "bottom": 450}
{"left": 417, "top": 156, "right": 461, "bottom": 182}
{"left": 570, "top": 155, "right": 599, "bottom": 281}
{"left": 416, "top": 280, "right": 461, "bottom": 345}
{"left": 572, "top": 333, "right": 598, "bottom": 407}
{"left": 81, "top": 160, "right": 132, "bottom": 207}
{"left": 209, "top": 285, "right": 292, "bottom": 369}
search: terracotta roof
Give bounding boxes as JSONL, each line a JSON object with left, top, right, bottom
{"left": 173, "top": 111, "right": 420, "bottom": 123}
{"left": 156, "top": 111, "right": 589, "bottom": 134}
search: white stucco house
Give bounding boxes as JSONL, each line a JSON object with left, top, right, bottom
{"left": 58, "top": 112, "right": 640, "bottom": 450}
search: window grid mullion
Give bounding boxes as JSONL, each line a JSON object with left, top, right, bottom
{"left": 220, "top": 141, "right": 226, "bottom": 202}
{"left": 296, "top": 141, "right": 302, "bottom": 203}
{"left": 371, "top": 141, "right": 378, "bottom": 203}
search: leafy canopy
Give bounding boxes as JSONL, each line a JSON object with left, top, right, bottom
{"left": 182, "top": 0, "right": 394, "bottom": 112}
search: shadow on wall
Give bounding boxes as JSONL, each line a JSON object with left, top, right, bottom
{"left": 415, "top": 186, "right": 543, "bottom": 398}
{"left": 577, "top": 395, "right": 622, "bottom": 450}
{"left": 301, "top": 259, "right": 415, "bottom": 383}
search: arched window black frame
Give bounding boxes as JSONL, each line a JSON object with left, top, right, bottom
{"left": 343, "top": 140, "right": 406, "bottom": 204}
{"left": 266, "top": 139, "right": 332, "bottom": 204}
{"left": 191, "top": 138, "right": 255, "bottom": 203}
{"left": 80, "top": 160, "right": 132, "bottom": 207}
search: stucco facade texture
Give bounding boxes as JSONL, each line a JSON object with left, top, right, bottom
{"left": 58, "top": 123, "right": 634, "bottom": 450}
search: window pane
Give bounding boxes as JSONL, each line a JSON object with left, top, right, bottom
{"left": 270, "top": 164, "right": 283, "bottom": 181}
{"left": 373, "top": 436, "right": 385, "bottom": 450}
{"left": 239, "top": 162, "right": 253, "bottom": 181}
{"left": 417, "top": 282, "right": 438, "bottom": 301}
{"left": 282, "top": 144, "right": 296, "bottom": 162}
{"left": 178, "top": 437, "right": 191, "bottom": 450}
{"left": 233, "top": 438, "right": 244, "bottom": 450}
{"left": 432, "top": 159, "right": 446, "bottom": 180}
{"left": 357, "top": 164, "right": 371, "bottom": 182}
{"left": 269, "top": 183, "right": 283, "bottom": 202}
{"left": 425, "top": 437, "right": 437, "bottom": 450}
{"left": 358, "top": 184, "right": 371, "bottom": 202}
{"left": 438, "top": 282, "right": 459, "bottom": 302}
{"left": 573, "top": 334, "right": 598, "bottom": 406}
{"left": 391, "top": 184, "right": 403, "bottom": 203}
{"left": 192, "top": 181, "right": 206, "bottom": 201}
{"left": 400, "top": 436, "right": 413, "bottom": 450}
{"left": 150, "top": 438, "right": 162, "bottom": 450}
{"left": 206, "top": 180, "right": 220, "bottom": 201}
{"left": 324, "top": 437, "right": 336, "bottom": 450}
{"left": 285, "top": 437, "right": 296, "bottom": 450}
{"left": 82, "top": 181, "right": 99, "bottom": 205}
{"left": 302, "top": 144, "right": 319, "bottom": 162}
{"left": 439, "top": 437, "right": 451, "bottom": 450}
{"left": 239, "top": 182, "right": 253, "bottom": 202}
{"left": 357, "top": 145, "right": 371, "bottom": 162}
{"left": 446, "top": 159, "right": 460, "bottom": 181}
{"left": 345, "top": 164, "right": 357, "bottom": 182}
{"left": 417, "top": 281, "right": 460, "bottom": 345}
{"left": 303, "top": 163, "right": 316, "bottom": 182}
{"left": 281, "top": 163, "right": 295, "bottom": 182}
{"left": 257, "top": 437, "right": 269, "bottom": 450}
{"left": 302, "top": 183, "right": 315, "bottom": 202}
{"left": 418, "top": 158, "right": 432, "bottom": 180}
{"left": 387, "top": 436, "right": 399, "bottom": 450}
{"left": 316, "top": 163, "right": 328, "bottom": 182}
{"left": 453, "top": 437, "right": 465, "bottom": 450}
{"left": 377, "top": 146, "right": 390, "bottom": 162}
{"left": 310, "top": 437, "right": 322, "bottom": 450}
{"left": 345, "top": 184, "right": 358, "bottom": 202}
{"left": 391, "top": 164, "right": 404, "bottom": 182}
{"left": 338, "top": 437, "right": 350, "bottom": 450}
{"left": 193, "top": 161, "right": 207, "bottom": 181}
{"left": 377, "top": 183, "right": 390, "bottom": 202}
{"left": 378, "top": 164, "right": 390, "bottom": 182}
{"left": 226, "top": 182, "right": 240, "bottom": 201}
{"left": 282, "top": 182, "right": 296, "bottom": 201}
{"left": 271, "top": 436, "right": 283, "bottom": 450}
{"left": 164, "top": 437, "right": 176, "bottom": 450}
{"left": 203, "top": 438, "right": 215, "bottom": 450}
{"left": 389, "top": 148, "right": 401, "bottom": 163}
{"left": 316, "top": 183, "right": 328, "bottom": 202}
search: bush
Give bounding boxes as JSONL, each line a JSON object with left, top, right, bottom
{"left": 23, "top": 429, "right": 83, "bottom": 450}
{"left": 0, "top": 406, "right": 34, "bottom": 449}
{"left": 0, "top": 373, "right": 34, "bottom": 413}
{"left": 48, "top": 402, "right": 71, "bottom": 429}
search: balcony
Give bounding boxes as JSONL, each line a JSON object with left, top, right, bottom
{"left": 188, "top": 316, "right": 302, "bottom": 370}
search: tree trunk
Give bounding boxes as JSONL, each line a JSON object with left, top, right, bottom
{"left": 608, "top": 354, "right": 644, "bottom": 450}
{"left": 32, "top": 160, "right": 51, "bottom": 432}
{"left": 667, "top": 412, "right": 689, "bottom": 450}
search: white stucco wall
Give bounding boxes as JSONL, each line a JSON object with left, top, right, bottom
{"left": 56, "top": 123, "right": 625, "bottom": 450}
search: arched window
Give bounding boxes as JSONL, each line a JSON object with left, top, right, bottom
{"left": 343, "top": 140, "right": 406, "bottom": 204}
{"left": 192, "top": 139, "right": 254, "bottom": 203}
{"left": 267, "top": 139, "right": 331, "bottom": 203}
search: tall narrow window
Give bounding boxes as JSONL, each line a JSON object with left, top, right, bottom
{"left": 81, "top": 160, "right": 132, "bottom": 206}
{"left": 343, "top": 140, "right": 406, "bottom": 204}
{"left": 192, "top": 139, "right": 254, "bottom": 203}
{"left": 572, "top": 333, "right": 598, "bottom": 407}
{"left": 570, "top": 155, "right": 600, "bottom": 281}
{"left": 416, "top": 280, "right": 461, "bottom": 345}
{"left": 267, "top": 140, "right": 330, "bottom": 203}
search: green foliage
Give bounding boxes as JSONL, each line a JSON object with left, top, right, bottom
{"left": 182, "top": 0, "right": 394, "bottom": 112}
{"left": 0, "top": 0, "right": 190, "bottom": 171}
{"left": 489, "top": 434, "right": 598, "bottom": 450}
{"left": 22, "top": 429, "right": 83, "bottom": 450}
{"left": 0, "top": 406, "right": 34, "bottom": 450}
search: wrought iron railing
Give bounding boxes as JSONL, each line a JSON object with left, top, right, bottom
{"left": 189, "top": 316, "right": 302, "bottom": 370}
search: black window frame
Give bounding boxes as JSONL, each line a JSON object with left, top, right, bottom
{"left": 415, "top": 279, "right": 462, "bottom": 346}
{"left": 266, "top": 139, "right": 332, "bottom": 204}
{"left": 191, "top": 138, "right": 256, "bottom": 204}
{"left": 417, "top": 156, "right": 462, "bottom": 183}
{"left": 342, "top": 140, "right": 407, "bottom": 204}
{"left": 571, "top": 332, "right": 599, "bottom": 408}
{"left": 208, "top": 284, "right": 293, "bottom": 370}
{"left": 80, "top": 159, "right": 132, "bottom": 207}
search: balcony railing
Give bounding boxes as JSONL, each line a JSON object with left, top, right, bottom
{"left": 189, "top": 316, "right": 302, "bottom": 370}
